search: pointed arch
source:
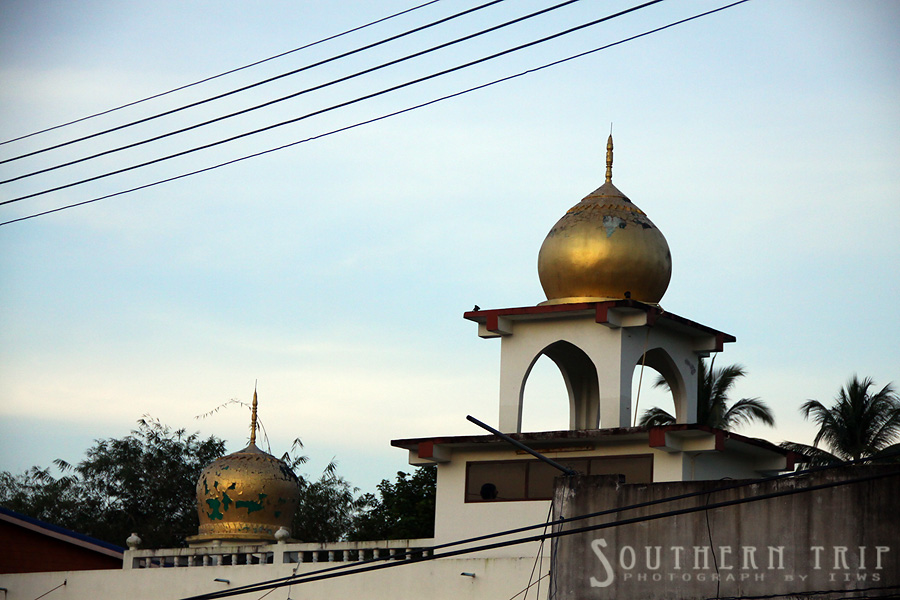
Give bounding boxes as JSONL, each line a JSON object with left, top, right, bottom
{"left": 519, "top": 340, "right": 601, "bottom": 431}
{"left": 637, "top": 346, "right": 691, "bottom": 423}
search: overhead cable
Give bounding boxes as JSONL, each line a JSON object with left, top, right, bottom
{"left": 0, "top": 0, "right": 748, "bottom": 227}
{"left": 0, "top": 0, "right": 510, "bottom": 166}
{"left": 0, "top": 0, "right": 662, "bottom": 203}
{"left": 0, "top": 0, "right": 583, "bottom": 184}
{"left": 713, "top": 585, "right": 900, "bottom": 600}
{"left": 181, "top": 466, "right": 900, "bottom": 599}
{"left": 175, "top": 449, "right": 897, "bottom": 598}
{"left": 0, "top": 0, "right": 444, "bottom": 147}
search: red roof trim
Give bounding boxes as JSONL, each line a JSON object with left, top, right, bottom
{"left": 464, "top": 299, "right": 735, "bottom": 342}
{"left": 393, "top": 424, "right": 789, "bottom": 458}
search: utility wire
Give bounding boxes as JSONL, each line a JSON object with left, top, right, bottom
{"left": 175, "top": 450, "right": 900, "bottom": 599}
{"left": 0, "top": 0, "right": 661, "bottom": 204}
{"left": 0, "top": 0, "right": 510, "bottom": 167}
{"left": 0, "top": 0, "right": 584, "bottom": 185}
{"left": 713, "top": 586, "right": 900, "bottom": 600}
{"left": 0, "top": 0, "right": 444, "bottom": 147}
{"left": 32, "top": 580, "right": 66, "bottom": 600}
{"left": 0, "top": 0, "right": 748, "bottom": 227}
{"left": 180, "top": 467, "right": 900, "bottom": 600}
{"left": 509, "top": 573, "right": 552, "bottom": 600}
{"left": 175, "top": 451, "right": 899, "bottom": 596}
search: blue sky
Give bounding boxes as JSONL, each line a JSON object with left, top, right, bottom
{"left": 1, "top": 0, "right": 898, "bottom": 494}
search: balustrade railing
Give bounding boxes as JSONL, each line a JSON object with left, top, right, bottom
{"left": 125, "top": 540, "right": 433, "bottom": 570}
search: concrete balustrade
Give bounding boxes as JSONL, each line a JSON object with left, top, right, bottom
{"left": 125, "top": 539, "right": 434, "bottom": 570}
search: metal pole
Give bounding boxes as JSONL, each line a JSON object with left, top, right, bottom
{"left": 466, "top": 415, "right": 576, "bottom": 477}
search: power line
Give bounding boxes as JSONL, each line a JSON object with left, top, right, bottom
{"left": 0, "top": 0, "right": 510, "bottom": 167}
{"left": 0, "top": 0, "right": 661, "bottom": 204}
{"left": 0, "top": 0, "right": 749, "bottom": 227}
{"left": 0, "top": 0, "right": 444, "bottom": 147}
{"left": 713, "top": 585, "right": 900, "bottom": 600}
{"left": 0, "top": 0, "right": 583, "bottom": 185}
{"left": 171, "top": 449, "right": 900, "bottom": 596}
{"left": 174, "top": 451, "right": 900, "bottom": 598}
{"left": 199, "top": 468, "right": 900, "bottom": 599}
{"left": 180, "top": 466, "right": 900, "bottom": 599}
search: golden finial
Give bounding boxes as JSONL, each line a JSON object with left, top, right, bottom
{"left": 249, "top": 384, "right": 258, "bottom": 446}
{"left": 605, "top": 133, "right": 614, "bottom": 183}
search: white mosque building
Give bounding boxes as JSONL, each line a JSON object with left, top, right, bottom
{"left": 0, "top": 138, "right": 795, "bottom": 600}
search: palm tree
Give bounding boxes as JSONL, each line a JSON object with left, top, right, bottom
{"left": 781, "top": 375, "right": 900, "bottom": 466}
{"left": 638, "top": 358, "right": 774, "bottom": 431}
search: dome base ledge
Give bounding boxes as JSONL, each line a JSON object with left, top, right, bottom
{"left": 540, "top": 295, "right": 625, "bottom": 306}
{"left": 186, "top": 532, "right": 283, "bottom": 548}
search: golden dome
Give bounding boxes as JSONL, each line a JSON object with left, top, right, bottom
{"left": 537, "top": 136, "right": 671, "bottom": 305}
{"left": 188, "top": 391, "right": 300, "bottom": 545}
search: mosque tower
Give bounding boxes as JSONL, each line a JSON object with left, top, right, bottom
{"left": 187, "top": 390, "right": 300, "bottom": 546}
{"left": 464, "top": 136, "right": 733, "bottom": 433}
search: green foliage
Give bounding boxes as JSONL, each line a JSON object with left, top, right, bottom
{"left": 638, "top": 358, "right": 774, "bottom": 431}
{"left": 0, "top": 416, "right": 226, "bottom": 548}
{"left": 349, "top": 466, "right": 436, "bottom": 541}
{"left": 1, "top": 417, "right": 439, "bottom": 547}
{"left": 781, "top": 375, "right": 900, "bottom": 466}
{"left": 0, "top": 467, "right": 84, "bottom": 528}
{"left": 292, "top": 462, "right": 365, "bottom": 543}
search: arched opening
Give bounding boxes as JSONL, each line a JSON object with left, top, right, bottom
{"left": 520, "top": 354, "right": 569, "bottom": 432}
{"left": 520, "top": 341, "right": 600, "bottom": 432}
{"left": 631, "top": 365, "right": 675, "bottom": 426}
{"left": 631, "top": 347, "right": 688, "bottom": 426}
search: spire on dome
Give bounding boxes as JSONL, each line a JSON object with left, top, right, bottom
{"left": 605, "top": 134, "right": 614, "bottom": 183}
{"left": 250, "top": 385, "right": 258, "bottom": 446}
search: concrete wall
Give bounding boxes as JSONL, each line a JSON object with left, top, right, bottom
{"left": 0, "top": 556, "right": 549, "bottom": 600}
{"left": 432, "top": 446, "right": 557, "bottom": 559}
{"left": 552, "top": 466, "right": 900, "bottom": 600}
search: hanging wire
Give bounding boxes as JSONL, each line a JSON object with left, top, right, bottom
{"left": 183, "top": 466, "right": 900, "bottom": 600}
{"left": 0, "top": 0, "right": 595, "bottom": 189}
{"left": 0, "top": 0, "right": 524, "bottom": 170}
{"left": 0, "top": 0, "right": 446, "bottom": 147}
{"left": 0, "top": 0, "right": 753, "bottom": 227}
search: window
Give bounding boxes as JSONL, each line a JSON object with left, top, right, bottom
{"left": 465, "top": 455, "right": 653, "bottom": 502}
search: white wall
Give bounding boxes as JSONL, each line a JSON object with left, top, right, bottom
{"left": 0, "top": 556, "right": 550, "bottom": 600}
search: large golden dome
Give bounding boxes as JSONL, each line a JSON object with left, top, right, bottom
{"left": 188, "top": 392, "right": 300, "bottom": 545}
{"left": 537, "top": 136, "right": 671, "bottom": 305}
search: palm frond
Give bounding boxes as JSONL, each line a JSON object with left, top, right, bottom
{"left": 652, "top": 373, "right": 670, "bottom": 392}
{"left": 796, "top": 375, "right": 900, "bottom": 462}
{"left": 638, "top": 359, "right": 771, "bottom": 431}
{"left": 779, "top": 441, "right": 842, "bottom": 467}
{"left": 723, "top": 397, "right": 775, "bottom": 430}
{"left": 638, "top": 406, "right": 676, "bottom": 428}
{"left": 869, "top": 442, "right": 900, "bottom": 464}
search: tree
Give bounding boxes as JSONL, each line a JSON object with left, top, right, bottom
{"left": 1, "top": 416, "right": 438, "bottom": 547}
{"left": 292, "top": 462, "right": 366, "bottom": 543}
{"left": 638, "top": 359, "right": 774, "bottom": 431}
{"left": 0, "top": 416, "right": 226, "bottom": 548}
{"left": 349, "top": 466, "right": 436, "bottom": 541}
{"left": 0, "top": 466, "right": 85, "bottom": 528}
{"left": 781, "top": 375, "right": 900, "bottom": 466}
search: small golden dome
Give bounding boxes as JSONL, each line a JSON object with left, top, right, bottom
{"left": 537, "top": 136, "right": 671, "bottom": 305}
{"left": 188, "top": 390, "right": 300, "bottom": 545}
{"left": 190, "top": 442, "right": 300, "bottom": 545}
